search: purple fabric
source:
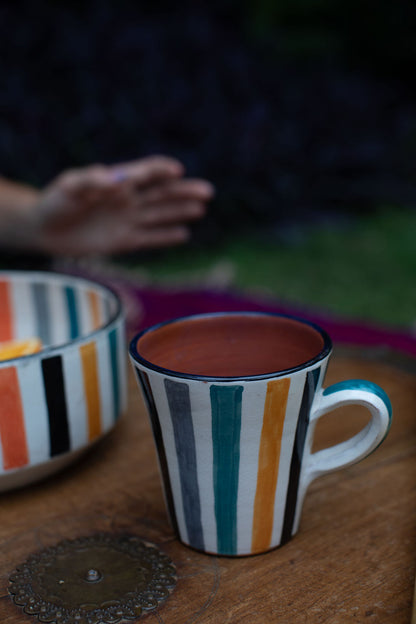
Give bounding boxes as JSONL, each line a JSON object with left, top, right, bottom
{"left": 61, "top": 265, "right": 415, "bottom": 358}
{"left": 112, "top": 282, "right": 416, "bottom": 358}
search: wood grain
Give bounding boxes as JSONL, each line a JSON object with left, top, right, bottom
{"left": 0, "top": 353, "right": 415, "bottom": 623}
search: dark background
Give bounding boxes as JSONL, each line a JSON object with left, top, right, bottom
{"left": 1, "top": 0, "right": 415, "bottom": 239}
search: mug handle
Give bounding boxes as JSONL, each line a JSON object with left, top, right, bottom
{"left": 301, "top": 379, "right": 392, "bottom": 489}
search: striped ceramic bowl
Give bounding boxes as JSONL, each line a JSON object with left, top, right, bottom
{"left": 0, "top": 270, "right": 127, "bottom": 492}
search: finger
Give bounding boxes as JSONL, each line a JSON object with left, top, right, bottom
{"left": 56, "top": 165, "right": 115, "bottom": 197}
{"left": 135, "top": 178, "right": 215, "bottom": 205}
{"left": 132, "top": 200, "right": 206, "bottom": 227}
{"left": 110, "top": 155, "right": 185, "bottom": 188}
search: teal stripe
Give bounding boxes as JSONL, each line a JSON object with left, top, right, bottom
{"left": 323, "top": 379, "right": 392, "bottom": 419}
{"left": 109, "top": 327, "right": 120, "bottom": 420}
{"left": 64, "top": 286, "right": 79, "bottom": 339}
{"left": 210, "top": 385, "right": 243, "bottom": 556}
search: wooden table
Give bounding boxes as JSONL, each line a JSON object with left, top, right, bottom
{"left": 1, "top": 351, "right": 415, "bottom": 623}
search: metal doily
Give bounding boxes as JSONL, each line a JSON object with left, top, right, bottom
{"left": 9, "top": 533, "right": 176, "bottom": 624}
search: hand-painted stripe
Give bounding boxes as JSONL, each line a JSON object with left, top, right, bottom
{"left": 280, "top": 367, "right": 321, "bottom": 544}
{"left": 41, "top": 355, "right": 71, "bottom": 456}
{"left": 48, "top": 283, "right": 70, "bottom": 346}
{"left": 164, "top": 378, "right": 204, "bottom": 551}
{"left": 109, "top": 327, "right": 120, "bottom": 421}
{"left": 32, "top": 282, "right": 52, "bottom": 346}
{"left": 251, "top": 377, "right": 291, "bottom": 553}
{"left": 88, "top": 289, "right": 102, "bottom": 330}
{"left": 211, "top": 384, "right": 243, "bottom": 555}
{"left": 65, "top": 286, "right": 80, "bottom": 340}
{"left": 135, "top": 369, "right": 179, "bottom": 537}
{"left": 0, "top": 367, "right": 29, "bottom": 469}
{"left": 0, "top": 279, "right": 13, "bottom": 341}
{"left": 80, "top": 341, "right": 102, "bottom": 441}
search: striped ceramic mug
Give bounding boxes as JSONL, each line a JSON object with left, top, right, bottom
{"left": 129, "top": 312, "right": 392, "bottom": 556}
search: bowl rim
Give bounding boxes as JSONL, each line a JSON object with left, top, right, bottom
{"left": 0, "top": 269, "right": 124, "bottom": 364}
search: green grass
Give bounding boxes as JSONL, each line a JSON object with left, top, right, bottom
{"left": 129, "top": 207, "right": 416, "bottom": 327}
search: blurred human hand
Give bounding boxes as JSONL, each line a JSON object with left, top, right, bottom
{"left": 23, "top": 155, "right": 214, "bottom": 257}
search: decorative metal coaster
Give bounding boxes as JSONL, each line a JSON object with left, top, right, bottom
{"left": 9, "top": 533, "right": 176, "bottom": 624}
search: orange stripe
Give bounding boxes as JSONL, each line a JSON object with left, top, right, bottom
{"left": 251, "top": 377, "right": 291, "bottom": 553}
{"left": 80, "top": 341, "right": 102, "bottom": 441}
{"left": 0, "top": 367, "right": 29, "bottom": 469}
{"left": 0, "top": 280, "right": 13, "bottom": 341}
{"left": 88, "top": 290, "right": 101, "bottom": 330}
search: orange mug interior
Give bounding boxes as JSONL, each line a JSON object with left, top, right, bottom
{"left": 136, "top": 314, "right": 326, "bottom": 378}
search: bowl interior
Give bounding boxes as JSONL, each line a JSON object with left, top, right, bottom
{"left": 0, "top": 271, "right": 120, "bottom": 352}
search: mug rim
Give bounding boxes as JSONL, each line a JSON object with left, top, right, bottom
{"left": 129, "top": 311, "right": 332, "bottom": 381}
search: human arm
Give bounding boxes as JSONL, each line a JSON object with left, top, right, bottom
{"left": 0, "top": 156, "right": 214, "bottom": 257}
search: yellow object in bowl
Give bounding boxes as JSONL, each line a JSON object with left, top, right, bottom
{"left": 0, "top": 337, "right": 43, "bottom": 361}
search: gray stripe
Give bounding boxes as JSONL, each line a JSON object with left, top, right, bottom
{"left": 32, "top": 283, "right": 52, "bottom": 346}
{"left": 164, "top": 378, "right": 205, "bottom": 551}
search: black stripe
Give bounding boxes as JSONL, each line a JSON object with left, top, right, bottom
{"left": 280, "top": 367, "right": 321, "bottom": 545}
{"left": 135, "top": 369, "right": 179, "bottom": 537}
{"left": 41, "top": 355, "right": 71, "bottom": 456}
